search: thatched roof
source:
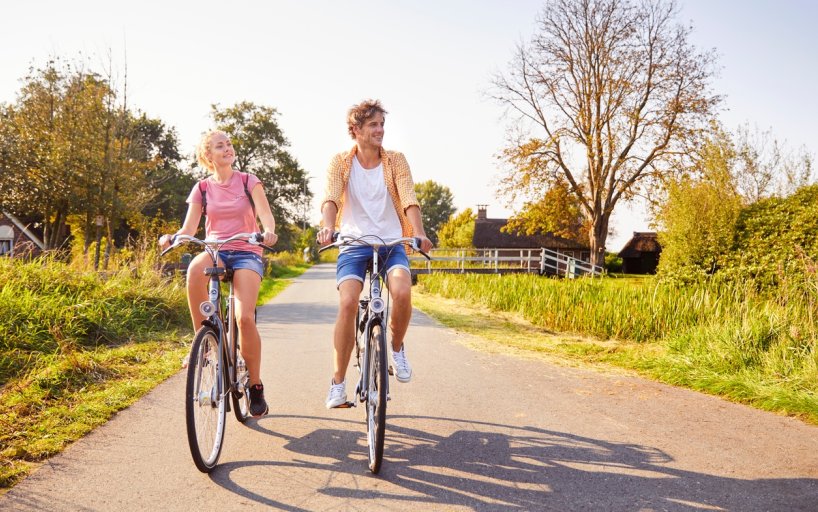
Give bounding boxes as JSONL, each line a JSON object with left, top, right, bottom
{"left": 472, "top": 217, "right": 588, "bottom": 250}
{"left": 618, "top": 232, "right": 661, "bottom": 258}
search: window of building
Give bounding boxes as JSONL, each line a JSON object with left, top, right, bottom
{"left": 0, "top": 225, "right": 14, "bottom": 256}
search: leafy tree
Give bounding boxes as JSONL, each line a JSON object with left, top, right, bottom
{"left": 503, "top": 178, "right": 588, "bottom": 244}
{"left": 491, "top": 0, "right": 719, "bottom": 266}
{"left": 211, "top": 102, "right": 311, "bottom": 250}
{"left": 656, "top": 128, "right": 742, "bottom": 278}
{"left": 437, "top": 208, "right": 476, "bottom": 248}
{"left": 414, "top": 180, "right": 456, "bottom": 245}
{"left": 0, "top": 58, "right": 184, "bottom": 268}
{"left": 721, "top": 184, "right": 818, "bottom": 288}
{"left": 133, "top": 115, "right": 190, "bottom": 224}
{"left": 0, "top": 62, "right": 82, "bottom": 250}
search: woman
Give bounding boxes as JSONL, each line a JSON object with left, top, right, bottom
{"left": 160, "top": 130, "right": 277, "bottom": 417}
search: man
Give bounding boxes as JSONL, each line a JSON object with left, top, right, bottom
{"left": 317, "top": 99, "right": 433, "bottom": 409}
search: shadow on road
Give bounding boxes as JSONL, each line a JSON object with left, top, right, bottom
{"left": 207, "top": 414, "right": 818, "bottom": 511}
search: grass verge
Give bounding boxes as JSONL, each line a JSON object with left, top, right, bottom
{"left": 413, "top": 292, "right": 818, "bottom": 426}
{"left": 0, "top": 256, "right": 306, "bottom": 490}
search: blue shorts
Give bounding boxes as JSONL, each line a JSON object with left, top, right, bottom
{"left": 218, "top": 250, "right": 264, "bottom": 279}
{"left": 336, "top": 245, "right": 410, "bottom": 287}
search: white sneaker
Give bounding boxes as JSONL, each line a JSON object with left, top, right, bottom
{"left": 392, "top": 346, "right": 413, "bottom": 383}
{"left": 325, "top": 379, "right": 347, "bottom": 409}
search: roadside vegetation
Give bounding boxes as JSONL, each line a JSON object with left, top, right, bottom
{"left": 0, "top": 251, "right": 307, "bottom": 489}
{"left": 417, "top": 271, "right": 818, "bottom": 426}
{"left": 416, "top": 184, "right": 818, "bottom": 425}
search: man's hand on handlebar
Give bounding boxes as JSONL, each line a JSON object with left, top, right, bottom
{"left": 415, "top": 235, "right": 433, "bottom": 254}
{"left": 316, "top": 227, "right": 335, "bottom": 246}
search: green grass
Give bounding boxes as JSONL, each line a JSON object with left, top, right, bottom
{"left": 415, "top": 272, "right": 818, "bottom": 424}
{"left": 257, "top": 254, "right": 310, "bottom": 305}
{"left": 0, "top": 253, "right": 306, "bottom": 489}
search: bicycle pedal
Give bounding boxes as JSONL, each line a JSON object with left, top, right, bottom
{"left": 333, "top": 401, "right": 356, "bottom": 409}
{"left": 388, "top": 365, "right": 394, "bottom": 376}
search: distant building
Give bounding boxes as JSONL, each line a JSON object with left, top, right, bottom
{"left": 472, "top": 205, "right": 591, "bottom": 262}
{"left": 618, "top": 232, "right": 661, "bottom": 274}
{"left": 0, "top": 210, "right": 45, "bottom": 257}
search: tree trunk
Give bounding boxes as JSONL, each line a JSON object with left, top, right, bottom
{"left": 103, "top": 217, "right": 113, "bottom": 271}
{"left": 93, "top": 222, "right": 102, "bottom": 271}
{"left": 589, "top": 213, "right": 610, "bottom": 268}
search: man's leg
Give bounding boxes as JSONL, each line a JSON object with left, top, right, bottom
{"left": 386, "top": 269, "right": 412, "bottom": 352}
{"left": 333, "top": 279, "right": 363, "bottom": 385}
{"left": 387, "top": 268, "right": 413, "bottom": 383}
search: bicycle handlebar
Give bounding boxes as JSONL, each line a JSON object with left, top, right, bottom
{"left": 160, "top": 232, "right": 275, "bottom": 257}
{"left": 318, "top": 233, "right": 431, "bottom": 260}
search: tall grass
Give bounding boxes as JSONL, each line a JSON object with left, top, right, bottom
{"left": 0, "top": 246, "right": 313, "bottom": 488}
{"left": 418, "top": 272, "right": 818, "bottom": 408}
{"left": 0, "top": 256, "right": 188, "bottom": 387}
{"left": 0, "top": 255, "right": 189, "bottom": 487}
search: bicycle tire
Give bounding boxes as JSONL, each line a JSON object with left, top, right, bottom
{"left": 230, "top": 316, "right": 251, "bottom": 423}
{"left": 366, "top": 322, "right": 388, "bottom": 474}
{"left": 185, "top": 326, "right": 227, "bottom": 473}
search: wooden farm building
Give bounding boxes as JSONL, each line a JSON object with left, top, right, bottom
{"left": 0, "top": 210, "right": 45, "bottom": 258}
{"left": 618, "top": 232, "right": 661, "bottom": 274}
{"left": 472, "top": 205, "right": 591, "bottom": 262}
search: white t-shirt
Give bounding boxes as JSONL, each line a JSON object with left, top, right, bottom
{"left": 339, "top": 155, "right": 402, "bottom": 247}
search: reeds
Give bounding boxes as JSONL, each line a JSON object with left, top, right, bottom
{"left": 418, "top": 271, "right": 818, "bottom": 396}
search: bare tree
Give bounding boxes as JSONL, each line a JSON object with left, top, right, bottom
{"left": 491, "top": 0, "right": 719, "bottom": 265}
{"left": 733, "top": 124, "right": 815, "bottom": 203}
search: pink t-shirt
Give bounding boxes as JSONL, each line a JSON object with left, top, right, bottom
{"left": 186, "top": 171, "right": 262, "bottom": 254}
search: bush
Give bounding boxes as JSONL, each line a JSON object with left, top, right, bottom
{"left": 604, "top": 252, "right": 623, "bottom": 273}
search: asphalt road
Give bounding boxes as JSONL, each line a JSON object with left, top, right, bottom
{"left": 3, "top": 263, "right": 818, "bottom": 511}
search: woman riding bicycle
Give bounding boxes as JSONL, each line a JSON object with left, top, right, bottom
{"left": 160, "top": 129, "right": 277, "bottom": 418}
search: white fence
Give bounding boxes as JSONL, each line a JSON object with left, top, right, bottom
{"left": 409, "top": 247, "right": 603, "bottom": 278}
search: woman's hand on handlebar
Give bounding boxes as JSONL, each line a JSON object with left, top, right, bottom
{"left": 158, "top": 234, "right": 175, "bottom": 250}
{"left": 260, "top": 230, "right": 278, "bottom": 247}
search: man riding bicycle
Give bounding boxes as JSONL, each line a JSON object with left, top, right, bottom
{"left": 317, "top": 99, "right": 433, "bottom": 409}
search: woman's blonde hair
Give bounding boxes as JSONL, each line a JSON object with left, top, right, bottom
{"left": 196, "top": 129, "right": 231, "bottom": 171}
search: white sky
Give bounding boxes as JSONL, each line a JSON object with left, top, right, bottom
{"left": 1, "top": 1, "right": 816, "bottom": 251}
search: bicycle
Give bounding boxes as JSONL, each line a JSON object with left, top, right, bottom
{"left": 319, "top": 234, "right": 430, "bottom": 473}
{"left": 161, "top": 232, "right": 273, "bottom": 473}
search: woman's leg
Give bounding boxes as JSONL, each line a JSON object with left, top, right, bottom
{"left": 233, "top": 269, "right": 263, "bottom": 385}
{"left": 186, "top": 252, "right": 216, "bottom": 330}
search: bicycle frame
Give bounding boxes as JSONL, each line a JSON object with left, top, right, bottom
{"left": 166, "top": 234, "right": 245, "bottom": 407}
{"left": 355, "top": 245, "right": 389, "bottom": 404}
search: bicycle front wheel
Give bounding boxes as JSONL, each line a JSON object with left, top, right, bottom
{"left": 366, "top": 323, "right": 388, "bottom": 474}
{"left": 185, "top": 326, "right": 227, "bottom": 473}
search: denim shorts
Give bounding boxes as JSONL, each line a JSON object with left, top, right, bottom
{"left": 336, "top": 245, "right": 410, "bottom": 287}
{"left": 218, "top": 250, "right": 264, "bottom": 279}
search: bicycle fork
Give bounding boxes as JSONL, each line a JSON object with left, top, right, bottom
{"left": 355, "top": 273, "right": 391, "bottom": 403}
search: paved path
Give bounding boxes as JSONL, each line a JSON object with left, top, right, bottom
{"left": 3, "top": 263, "right": 818, "bottom": 511}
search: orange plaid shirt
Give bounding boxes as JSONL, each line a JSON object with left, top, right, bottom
{"left": 321, "top": 145, "right": 420, "bottom": 238}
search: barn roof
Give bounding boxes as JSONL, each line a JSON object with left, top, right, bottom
{"left": 472, "top": 217, "right": 588, "bottom": 250}
{"left": 618, "top": 232, "right": 661, "bottom": 258}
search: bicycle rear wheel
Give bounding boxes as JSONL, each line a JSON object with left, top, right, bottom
{"left": 366, "top": 323, "right": 388, "bottom": 474}
{"left": 185, "top": 326, "right": 227, "bottom": 473}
